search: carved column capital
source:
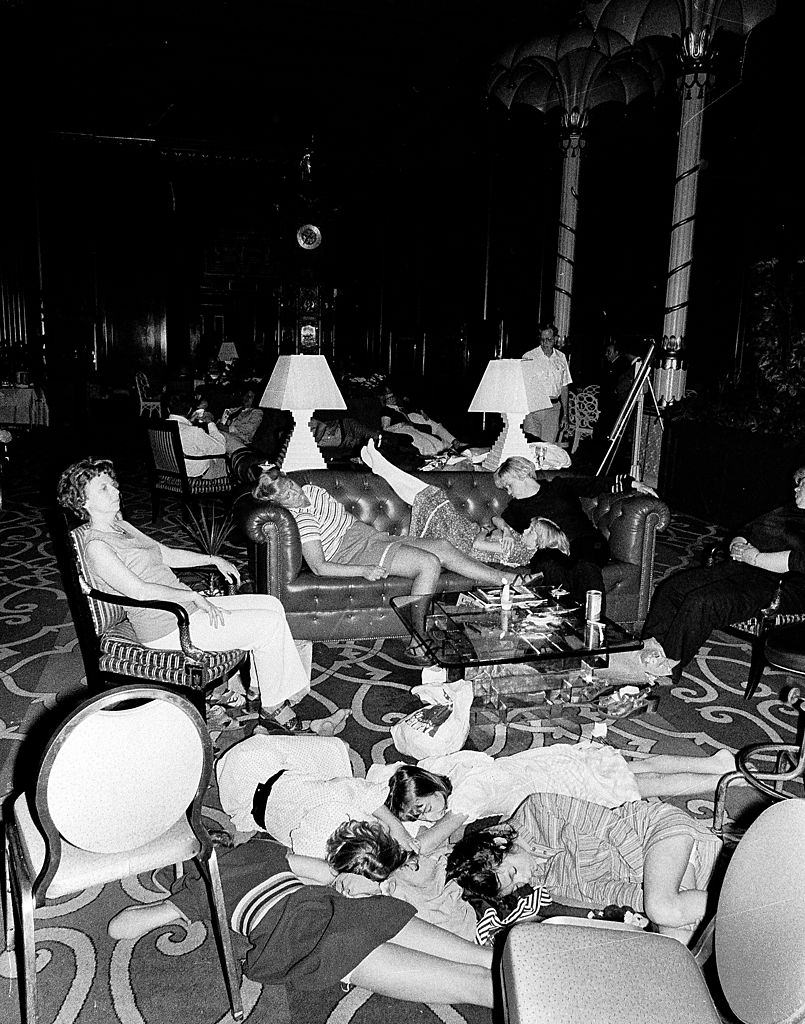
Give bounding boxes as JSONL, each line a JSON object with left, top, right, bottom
{"left": 559, "top": 107, "right": 588, "bottom": 157}
{"left": 679, "top": 26, "right": 715, "bottom": 95}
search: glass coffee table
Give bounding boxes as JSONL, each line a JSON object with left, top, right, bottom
{"left": 391, "top": 588, "right": 651, "bottom": 725}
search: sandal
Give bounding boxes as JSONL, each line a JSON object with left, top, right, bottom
{"left": 259, "top": 702, "right": 302, "bottom": 733}
{"left": 210, "top": 690, "right": 247, "bottom": 710}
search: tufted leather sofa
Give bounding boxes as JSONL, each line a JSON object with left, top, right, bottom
{"left": 237, "top": 468, "right": 671, "bottom": 642}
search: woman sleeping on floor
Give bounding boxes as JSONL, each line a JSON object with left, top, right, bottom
{"left": 327, "top": 788, "right": 722, "bottom": 947}
{"left": 215, "top": 732, "right": 733, "bottom": 859}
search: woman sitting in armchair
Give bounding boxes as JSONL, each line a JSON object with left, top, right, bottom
{"left": 642, "top": 464, "right": 805, "bottom": 681}
{"left": 57, "top": 457, "right": 310, "bottom": 729}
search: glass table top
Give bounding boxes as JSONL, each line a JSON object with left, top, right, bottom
{"left": 391, "top": 587, "right": 643, "bottom": 669}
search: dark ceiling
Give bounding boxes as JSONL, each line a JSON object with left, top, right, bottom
{"left": 7, "top": 0, "right": 580, "bottom": 168}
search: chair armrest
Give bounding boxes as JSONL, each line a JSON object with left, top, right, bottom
{"left": 80, "top": 583, "right": 208, "bottom": 663}
{"left": 238, "top": 498, "right": 303, "bottom": 598}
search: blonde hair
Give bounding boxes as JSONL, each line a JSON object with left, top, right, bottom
{"left": 528, "top": 517, "right": 570, "bottom": 556}
{"left": 493, "top": 456, "right": 537, "bottom": 486}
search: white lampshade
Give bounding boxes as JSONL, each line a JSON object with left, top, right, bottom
{"left": 259, "top": 354, "right": 346, "bottom": 411}
{"left": 468, "top": 359, "right": 552, "bottom": 414}
{"left": 469, "top": 359, "right": 553, "bottom": 471}
{"left": 217, "top": 341, "right": 239, "bottom": 362}
{"left": 259, "top": 354, "right": 347, "bottom": 471}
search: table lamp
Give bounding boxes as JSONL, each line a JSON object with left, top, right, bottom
{"left": 259, "top": 354, "right": 347, "bottom": 471}
{"left": 468, "top": 359, "right": 553, "bottom": 471}
{"left": 217, "top": 341, "right": 239, "bottom": 364}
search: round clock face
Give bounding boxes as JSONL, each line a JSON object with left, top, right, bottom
{"left": 296, "top": 224, "right": 322, "bottom": 250}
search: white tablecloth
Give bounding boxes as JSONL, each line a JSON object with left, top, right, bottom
{"left": 0, "top": 387, "right": 50, "bottom": 427}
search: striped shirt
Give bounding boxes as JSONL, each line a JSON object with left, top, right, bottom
{"left": 290, "top": 485, "right": 355, "bottom": 560}
{"left": 231, "top": 870, "right": 303, "bottom": 936}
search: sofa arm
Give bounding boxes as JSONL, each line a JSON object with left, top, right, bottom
{"left": 238, "top": 497, "right": 304, "bottom": 598}
{"left": 592, "top": 493, "right": 671, "bottom": 631}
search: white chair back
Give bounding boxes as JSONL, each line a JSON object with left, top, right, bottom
{"left": 45, "top": 692, "right": 205, "bottom": 853}
{"left": 715, "top": 799, "right": 805, "bottom": 1024}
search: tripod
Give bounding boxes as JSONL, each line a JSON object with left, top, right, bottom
{"left": 595, "top": 340, "right": 662, "bottom": 480}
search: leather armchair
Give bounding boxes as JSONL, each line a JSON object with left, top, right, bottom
{"left": 237, "top": 469, "right": 670, "bottom": 642}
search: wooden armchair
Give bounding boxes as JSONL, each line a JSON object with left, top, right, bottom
{"left": 145, "top": 419, "right": 232, "bottom": 522}
{"left": 61, "top": 520, "right": 245, "bottom": 714}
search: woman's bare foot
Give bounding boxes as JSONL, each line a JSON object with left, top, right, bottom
{"left": 360, "top": 438, "right": 379, "bottom": 471}
{"left": 306, "top": 708, "right": 351, "bottom": 736}
{"left": 108, "top": 901, "right": 186, "bottom": 941}
{"left": 707, "top": 749, "right": 736, "bottom": 774}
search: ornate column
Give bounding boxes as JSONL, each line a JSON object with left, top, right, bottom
{"left": 553, "top": 107, "right": 587, "bottom": 343}
{"left": 657, "top": 29, "right": 713, "bottom": 404}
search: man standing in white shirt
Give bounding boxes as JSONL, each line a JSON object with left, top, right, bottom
{"left": 166, "top": 394, "right": 229, "bottom": 479}
{"left": 521, "top": 322, "right": 572, "bottom": 443}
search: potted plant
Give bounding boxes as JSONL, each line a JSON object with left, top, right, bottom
{"left": 177, "top": 502, "right": 238, "bottom": 595}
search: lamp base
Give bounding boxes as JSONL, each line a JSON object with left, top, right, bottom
{"left": 481, "top": 413, "right": 534, "bottom": 471}
{"left": 279, "top": 410, "right": 328, "bottom": 472}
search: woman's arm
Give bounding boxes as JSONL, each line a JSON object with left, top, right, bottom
{"left": 302, "top": 539, "right": 390, "bottom": 581}
{"left": 287, "top": 849, "right": 385, "bottom": 896}
{"left": 286, "top": 849, "right": 338, "bottom": 884}
{"left": 731, "top": 541, "right": 791, "bottom": 574}
{"left": 157, "top": 544, "right": 242, "bottom": 586}
{"left": 85, "top": 539, "right": 227, "bottom": 627}
{"left": 491, "top": 515, "right": 516, "bottom": 537}
{"left": 415, "top": 812, "right": 468, "bottom": 856}
{"left": 372, "top": 805, "right": 420, "bottom": 853}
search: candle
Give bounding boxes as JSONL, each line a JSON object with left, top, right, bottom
{"left": 501, "top": 579, "right": 511, "bottom": 608}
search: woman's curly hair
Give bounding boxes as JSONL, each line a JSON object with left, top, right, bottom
{"left": 56, "top": 457, "right": 117, "bottom": 521}
{"left": 325, "top": 819, "right": 416, "bottom": 881}
{"left": 446, "top": 824, "right": 518, "bottom": 905}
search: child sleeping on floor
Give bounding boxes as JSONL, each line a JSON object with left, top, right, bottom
{"left": 216, "top": 734, "right": 734, "bottom": 860}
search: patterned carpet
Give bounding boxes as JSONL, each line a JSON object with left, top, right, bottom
{"left": 0, "top": 435, "right": 800, "bottom": 1024}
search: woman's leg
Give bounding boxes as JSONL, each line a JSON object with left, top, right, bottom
{"left": 642, "top": 833, "right": 707, "bottom": 943}
{"left": 147, "top": 595, "right": 309, "bottom": 712}
{"left": 642, "top": 563, "right": 776, "bottom": 671}
{"left": 361, "top": 438, "right": 428, "bottom": 505}
{"left": 385, "top": 544, "right": 443, "bottom": 595}
{"left": 348, "top": 918, "right": 493, "bottom": 1006}
{"left": 403, "top": 536, "right": 516, "bottom": 586}
{"left": 630, "top": 750, "right": 735, "bottom": 798}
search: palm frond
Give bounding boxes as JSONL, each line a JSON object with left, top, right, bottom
{"left": 178, "top": 503, "right": 236, "bottom": 556}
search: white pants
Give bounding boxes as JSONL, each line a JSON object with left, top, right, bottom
{"left": 146, "top": 594, "right": 310, "bottom": 710}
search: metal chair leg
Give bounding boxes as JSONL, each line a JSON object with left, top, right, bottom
{"left": 3, "top": 825, "right": 15, "bottom": 953}
{"left": 203, "top": 848, "right": 244, "bottom": 1021}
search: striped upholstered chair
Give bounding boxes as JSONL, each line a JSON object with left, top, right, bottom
{"left": 64, "top": 522, "right": 245, "bottom": 714}
{"left": 145, "top": 419, "right": 232, "bottom": 522}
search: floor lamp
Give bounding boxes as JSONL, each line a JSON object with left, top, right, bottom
{"left": 259, "top": 354, "right": 346, "bottom": 471}
{"left": 468, "top": 359, "right": 553, "bottom": 472}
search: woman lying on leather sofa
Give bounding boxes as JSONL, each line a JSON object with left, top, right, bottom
{"left": 253, "top": 464, "right": 520, "bottom": 660}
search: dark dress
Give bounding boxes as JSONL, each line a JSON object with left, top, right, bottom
{"left": 501, "top": 477, "right": 634, "bottom": 566}
{"left": 642, "top": 503, "right": 805, "bottom": 675}
{"left": 528, "top": 549, "right": 606, "bottom": 613}
{"left": 163, "top": 838, "right": 416, "bottom": 994}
